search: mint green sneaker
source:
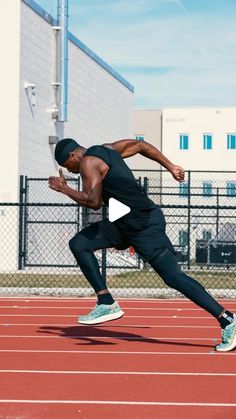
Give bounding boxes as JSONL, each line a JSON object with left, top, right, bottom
{"left": 78, "top": 302, "right": 124, "bottom": 325}
{"left": 215, "top": 314, "right": 236, "bottom": 352}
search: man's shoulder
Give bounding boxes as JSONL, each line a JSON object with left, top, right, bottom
{"left": 84, "top": 144, "right": 100, "bottom": 153}
{"left": 84, "top": 144, "right": 107, "bottom": 155}
{"left": 80, "top": 155, "right": 101, "bottom": 177}
{"left": 81, "top": 145, "right": 109, "bottom": 168}
{"left": 84, "top": 144, "right": 117, "bottom": 158}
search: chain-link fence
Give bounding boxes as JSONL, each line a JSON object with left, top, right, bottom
{"left": 0, "top": 170, "right": 235, "bottom": 297}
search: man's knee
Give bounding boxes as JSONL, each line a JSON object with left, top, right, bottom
{"left": 161, "top": 273, "right": 182, "bottom": 289}
{"left": 150, "top": 248, "right": 181, "bottom": 280}
{"left": 69, "top": 234, "right": 88, "bottom": 257}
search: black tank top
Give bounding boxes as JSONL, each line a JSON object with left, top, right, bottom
{"left": 84, "top": 145, "right": 156, "bottom": 213}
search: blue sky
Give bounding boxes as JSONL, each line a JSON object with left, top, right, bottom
{"left": 36, "top": 0, "right": 236, "bottom": 109}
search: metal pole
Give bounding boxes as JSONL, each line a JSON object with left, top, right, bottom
{"left": 216, "top": 187, "right": 219, "bottom": 237}
{"left": 76, "top": 177, "right": 80, "bottom": 235}
{"left": 57, "top": 0, "right": 69, "bottom": 121}
{"left": 18, "top": 176, "right": 25, "bottom": 270}
{"left": 187, "top": 170, "right": 191, "bottom": 269}
{"left": 101, "top": 206, "right": 107, "bottom": 285}
{"left": 144, "top": 176, "right": 148, "bottom": 195}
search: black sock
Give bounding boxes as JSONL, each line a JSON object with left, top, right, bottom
{"left": 97, "top": 293, "right": 114, "bottom": 305}
{"left": 218, "top": 310, "right": 234, "bottom": 329}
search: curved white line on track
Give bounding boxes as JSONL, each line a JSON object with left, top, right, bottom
{"left": 0, "top": 335, "right": 218, "bottom": 341}
{"left": 0, "top": 306, "right": 226, "bottom": 311}
{"left": 0, "top": 323, "right": 220, "bottom": 328}
{"left": 0, "top": 349, "right": 233, "bottom": 355}
{"left": 0, "top": 314, "right": 218, "bottom": 319}
{"left": 0, "top": 400, "right": 235, "bottom": 407}
{"left": 0, "top": 370, "right": 235, "bottom": 376}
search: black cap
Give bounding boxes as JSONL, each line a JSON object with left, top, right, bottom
{"left": 54, "top": 138, "right": 80, "bottom": 165}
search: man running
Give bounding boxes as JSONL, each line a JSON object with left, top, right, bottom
{"left": 49, "top": 138, "right": 236, "bottom": 352}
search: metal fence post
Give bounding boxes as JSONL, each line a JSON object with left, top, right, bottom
{"left": 216, "top": 187, "right": 219, "bottom": 237}
{"left": 101, "top": 206, "right": 107, "bottom": 285}
{"left": 77, "top": 176, "right": 80, "bottom": 234}
{"left": 187, "top": 171, "right": 191, "bottom": 269}
{"left": 144, "top": 176, "right": 148, "bottom": 194}
{"left": 18, "top": 175, "right": 26, "bottom": 270}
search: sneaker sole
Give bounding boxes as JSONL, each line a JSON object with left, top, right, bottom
{"left": 215, "top": 337, "right": 236, "bottom": 352}
{"left": 215, "top": 334, "right": 236, "bottom": 352}
{"left": 78, "top": 310, "right": 124, "bottom": 325}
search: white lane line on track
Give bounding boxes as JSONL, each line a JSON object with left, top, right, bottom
{"left": 0, "top": 370, "right": 235, "bottom": 376}
{"left": 0, "top": 298, "right": 235, "bottom": 304}
{"left": 0, "top": 314, "right": 218, "bottom": 319}
{"left": 0, "top": 335, "right": 218, "bottom": 341}
{"left": 0, "top": 324, "right": 220, "bottom": 328}
{"left": 0, "top": 306, "right": 216, "bottom": 311}
{"left": 0, "top": 349, "right": 233, "bottom": 355}
{"left": 0, "top": 400, "right": 235, "bottom": 407}
{"left": 0, "top": 297, "right": 235, "bottom": 300}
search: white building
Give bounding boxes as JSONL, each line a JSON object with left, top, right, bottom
{"left": 0, "top": 0, "right": 134, "bottom": 203}
{"left": 161, "top": 107, "right": 236, "bottom": 204}
{"left": 134, "top": 107, "right": 236, "bottom": 259}
{"left": 162, "top": 107, "right": 236, "bottom": 171}
{"left": 0, "top": 0, "right": 134, "bottom": 271}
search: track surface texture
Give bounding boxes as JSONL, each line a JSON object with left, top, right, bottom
{"left": 0, "top": 297, "right": 235, "bottom": 419}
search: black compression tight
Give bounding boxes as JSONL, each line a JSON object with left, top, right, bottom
{"left": 69, "top": 228, "right": 112, "bottom": 293}
{"left": 149, "top": 249, "right": 224, "bottom": 319}
{"left": 69, "top": 228, "right": 225, "bottom": 319}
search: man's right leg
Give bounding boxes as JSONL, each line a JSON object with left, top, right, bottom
{"left": 149, "top": 248, "right": 236, "bottom": 351}
{"left": 69, "top": 221, "right": 125, "bottom": 324}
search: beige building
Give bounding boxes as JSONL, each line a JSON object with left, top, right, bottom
{"left": 162, "top": 107, "right": 236, "bottom": 171}
{"left": 133, "top": 107, "right": 236, "bottom": 256}
{"left": 130, "top": 109, "right": 162, "bottom": 170}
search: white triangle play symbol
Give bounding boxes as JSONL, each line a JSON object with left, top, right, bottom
{"left": 108, "top": 198, "right": 131, "bottom": 222}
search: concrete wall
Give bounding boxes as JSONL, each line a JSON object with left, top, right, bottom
{"left": 0, "top": 0, "right": 134, "bottom": 272}
{"left": 0, "top": 0, "right": 21, "bottom": 202}
{"left": 64, "top": 39, "right": 133, "bottom": 147}
{"left": 19, "top": 0, "right": 134, "bottom": 181}
{"left": 0, "top": 1, "right": 21, "bottom": 272}
{"left": 19, "top": 0, "right": 56, "bottom": 178}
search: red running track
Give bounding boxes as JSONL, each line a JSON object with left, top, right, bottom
{"left": 0, "top": 297, "right": 235, "bottom": 419}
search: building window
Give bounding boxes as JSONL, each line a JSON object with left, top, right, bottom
{"left": 179, "top": 230, "right": 188, "bottom": 247}
{"left": 135, "top": 135, "right": 145, "bottom": 141}
{"left": 203, "top": 182, "right": 212, "bottom": 196}
{"left": 179, "top": 182, "right": 189, "bottom": 196}
{"left": 202, "top": 229, "right": 212, "bottom": 241}
{"left": 179, "top": 134, "right": 189, "bottom": 150}
{"left": 203, "top": 134, "right": 212, "bottom": 150}
{"left": 226, "top": 182, "right": 236, "bottom": 196}
{"left": 227, "top": 134, "right": 236, "bottom": 149}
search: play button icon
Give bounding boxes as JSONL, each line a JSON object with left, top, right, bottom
{"left": 108, "top": 198, "right": 131, "bottom": 222}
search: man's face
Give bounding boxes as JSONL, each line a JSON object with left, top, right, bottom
{"left": 62, "top": 152, "right": 81, "bottom": 174}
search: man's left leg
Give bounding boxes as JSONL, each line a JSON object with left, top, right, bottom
{"left": 69, "top": 221, "right": 126, "bottom": 324}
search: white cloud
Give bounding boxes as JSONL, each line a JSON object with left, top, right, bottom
{"left": 37, "top": 0, "right": 236, "bottom": 107}
{"left": 73, "top": 14, "right": 236, "bottom": 69}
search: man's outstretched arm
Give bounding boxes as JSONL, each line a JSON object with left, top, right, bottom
{"left": 103, "top": 139, "right": 185, "bottom": 182}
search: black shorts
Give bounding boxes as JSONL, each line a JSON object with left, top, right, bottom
{"left": 91, "top": 206, "right": 175, "bottom": 262}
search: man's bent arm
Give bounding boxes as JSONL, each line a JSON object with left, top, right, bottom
{"left": 103, "top": 139, "right": 185, "bottom": 182}
{"left": 104, "top": 139, "right": 174, "bottom": 171}
{"left": 48, "top": 160, "right": 103, "bottom": 210}
{"left": 61, "top": 186, "right": 102, "bottom": 210}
